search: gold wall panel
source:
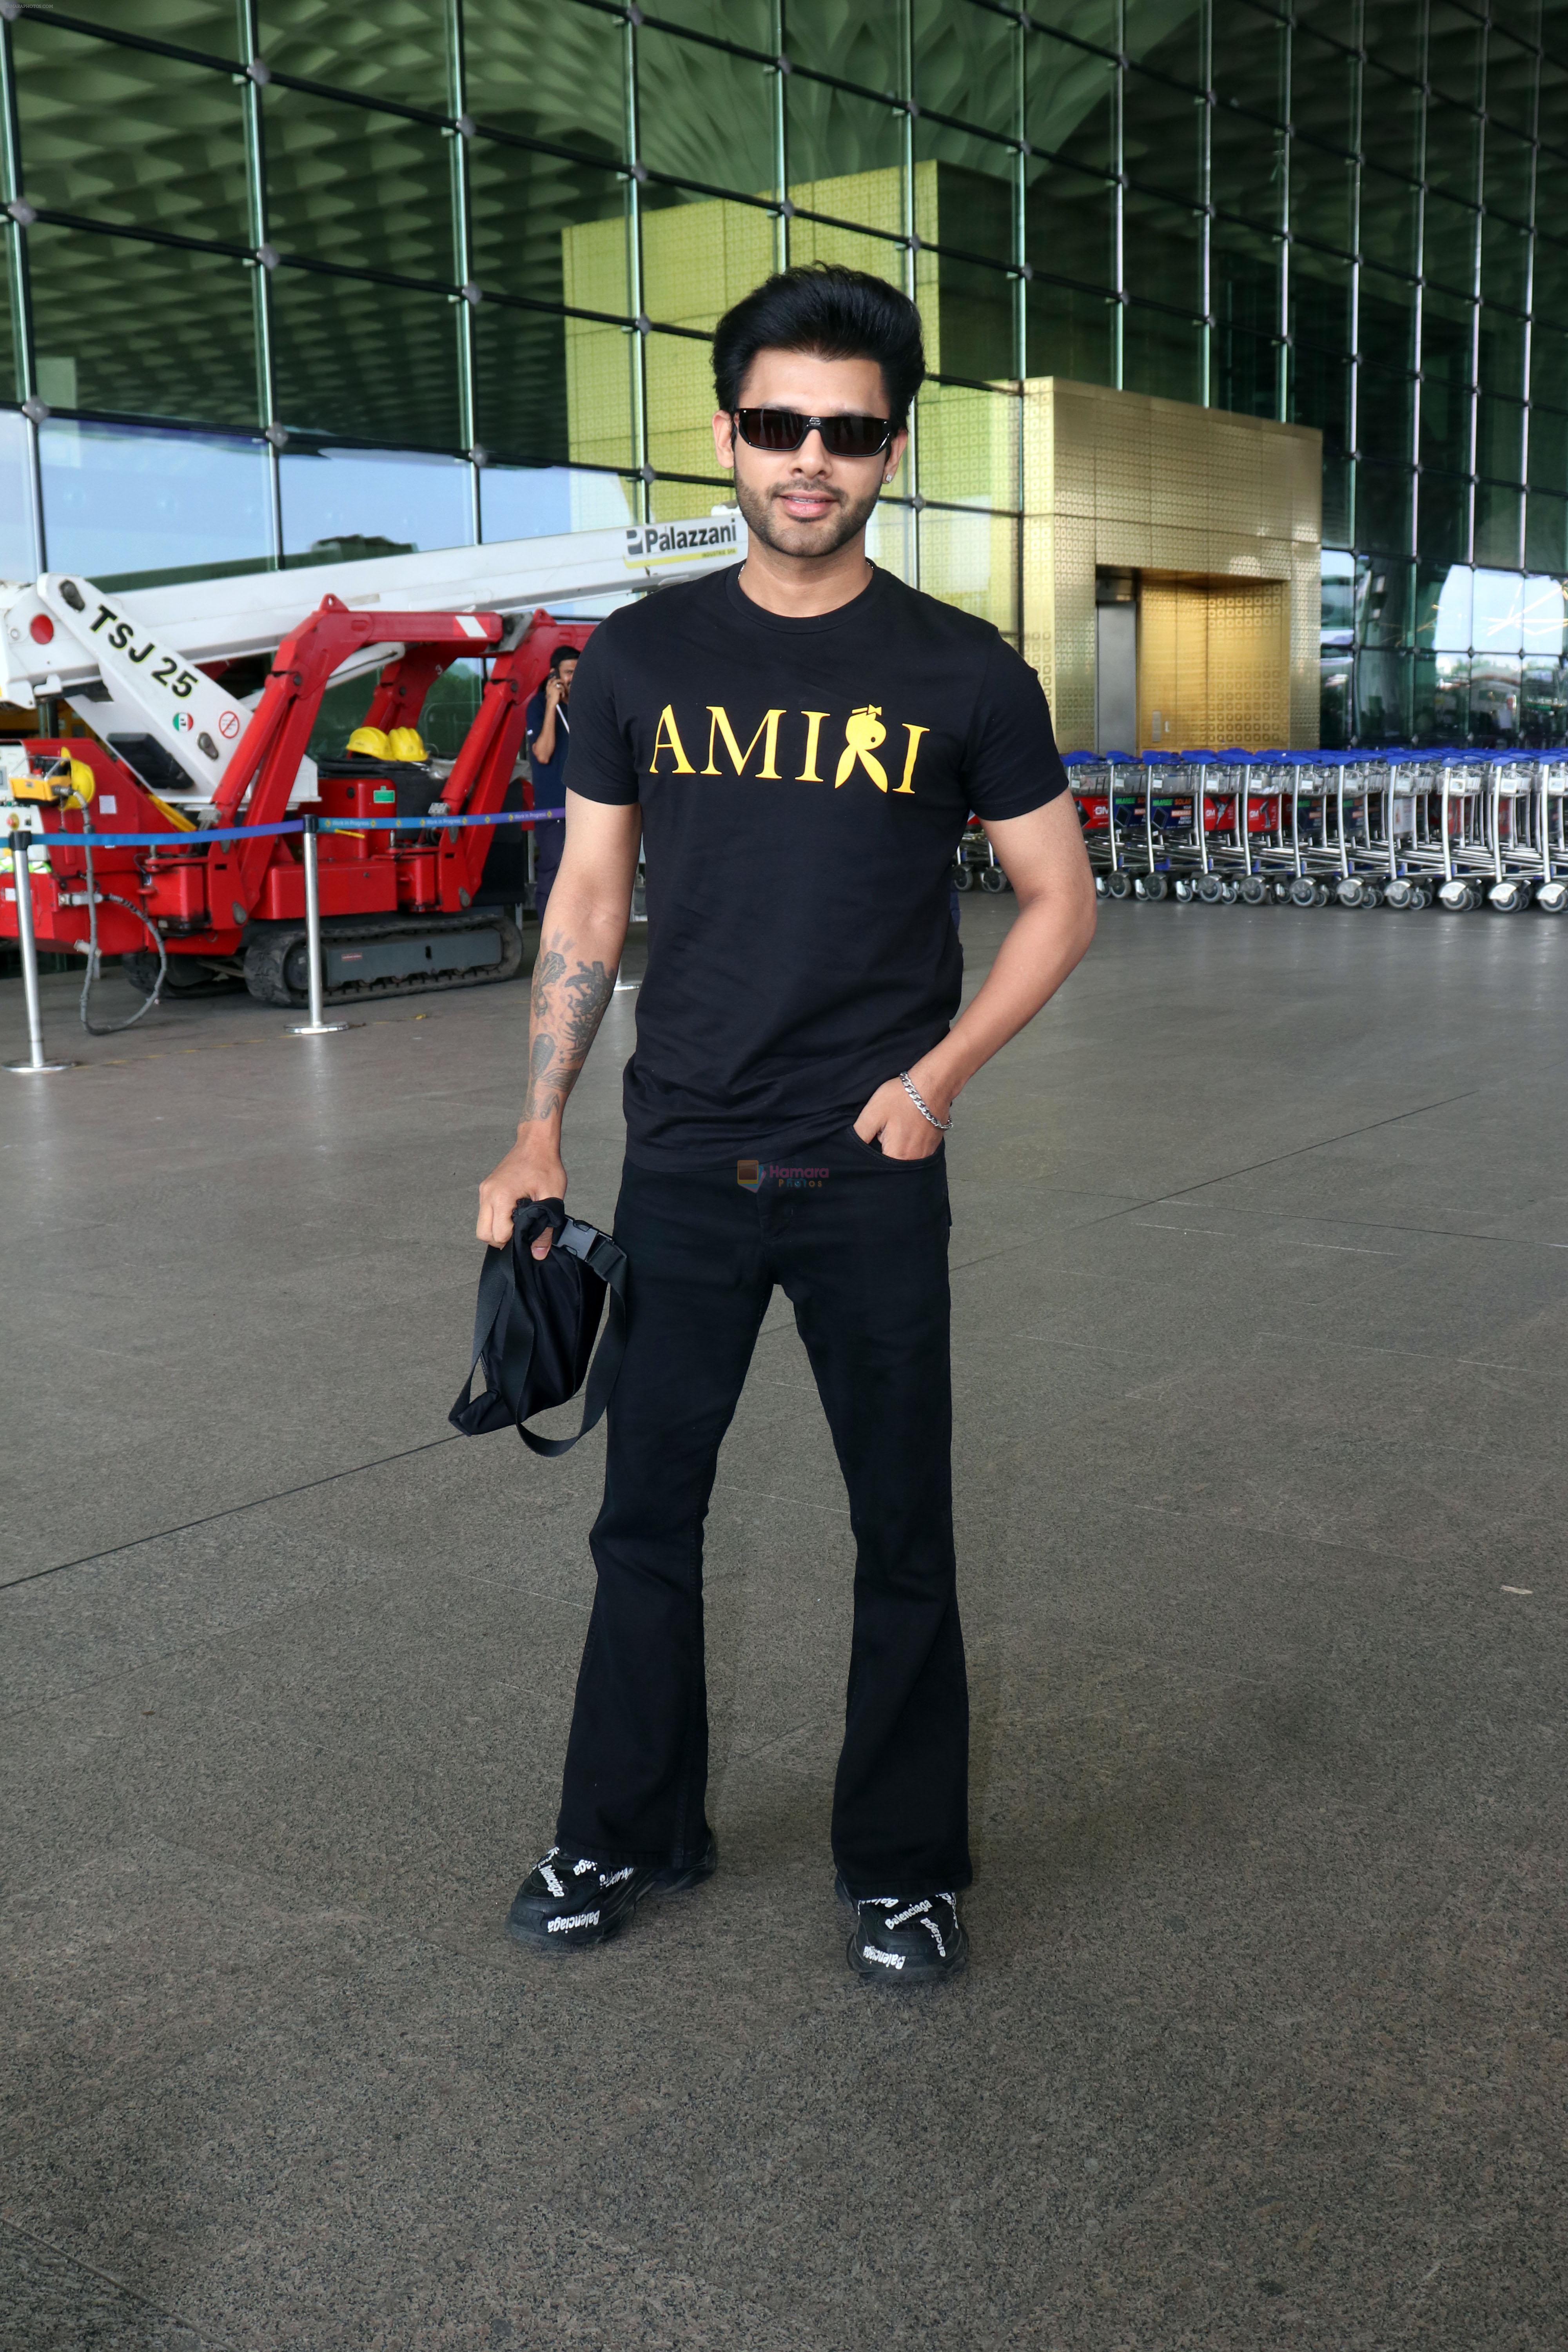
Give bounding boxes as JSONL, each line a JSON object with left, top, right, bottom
{"left": 1138, "top": 576, "right": 1290, "bottom": 751}
{"left": 1021, "top": 377, "right": 1320, "bottom": 750}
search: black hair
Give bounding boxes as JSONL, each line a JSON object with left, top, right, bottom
{"left": 712, "top": 264, "right": 926, "bottom": 428}
{"left": 547, "top": 642, "right": 579, "bottom": 671}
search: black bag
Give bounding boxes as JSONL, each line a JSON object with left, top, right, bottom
{"left": 449, "top": 1198, "right": 628, "bottom": 1457}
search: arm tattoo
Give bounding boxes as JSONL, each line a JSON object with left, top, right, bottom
{"left": 522, "top": 931, "right": 615, "bottom": 1122}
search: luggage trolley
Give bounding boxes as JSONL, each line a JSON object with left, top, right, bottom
{"left": 1134, "top": 750, "right": 1204, "bottom": 900}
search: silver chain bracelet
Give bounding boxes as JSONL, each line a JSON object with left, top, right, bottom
{"left": 898, "top": 1070, "right": 953, "bottom": 1132}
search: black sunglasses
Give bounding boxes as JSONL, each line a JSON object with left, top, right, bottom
{"left": 732, "top": 407, "right": 894, "bottom": 458}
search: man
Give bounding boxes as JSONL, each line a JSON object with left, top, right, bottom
{"left": 523, "top": 644, "right": 576, "bottom": 926}
{"left": 477, "top": 264, "right": 1095, "bottom": 1983}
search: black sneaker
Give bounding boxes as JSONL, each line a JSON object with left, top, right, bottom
{"left": 506, "top": 1831, "right": 717, "bottom": 1951}
{"left": 841, "top": 1881, "right": 968, "bottom": 1983}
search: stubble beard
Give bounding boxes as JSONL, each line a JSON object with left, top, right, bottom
{"left": 734, "top": 470, "right": 883, "bottom": 561}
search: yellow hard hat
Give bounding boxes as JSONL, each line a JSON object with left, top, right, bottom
{"left": 68, "top": 758, "right": 96, "bottom": 805}
{"left": 387, "top": 726, "right": 427, "bottom": 762}
{"left": 347, "top": 725, "right": 390, "bottom": 758}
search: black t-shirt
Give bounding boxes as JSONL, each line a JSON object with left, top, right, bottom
{"left": 564, "top": 562, "right": 1067, "bottom": 1167}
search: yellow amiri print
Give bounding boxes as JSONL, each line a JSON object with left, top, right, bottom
{"left": 835, "top": 706, "right": 888, "bottom": 790}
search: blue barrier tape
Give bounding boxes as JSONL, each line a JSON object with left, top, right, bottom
{"left": 9, "top": 818, "right": 306, "bottom": 849}
{"left": 5, "top": 808, "right": 554, "bottom": 849}
{"left": 318, "top": 811, "right": 546, "bottom": 833}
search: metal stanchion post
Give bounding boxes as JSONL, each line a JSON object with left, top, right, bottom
{"left": 289, "top": 816, "right": 352, "bottom": 1036}
{"left": 5, "top": 829, "right": 72, "bottom": 1074}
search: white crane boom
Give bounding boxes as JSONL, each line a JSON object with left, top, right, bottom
{"left": 0, "top": 511, "right": 744, "bottom": 801}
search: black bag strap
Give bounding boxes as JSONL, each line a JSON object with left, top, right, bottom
{"left": 517, "top": 1223, "right": 629, "bottom": 1457}
{"left": 450, "top": 1236, "right": 537, "bottom": 1433}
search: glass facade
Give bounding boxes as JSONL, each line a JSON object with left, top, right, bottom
{"left": 2, "top": 1, "right": 1566, "bottom": 738}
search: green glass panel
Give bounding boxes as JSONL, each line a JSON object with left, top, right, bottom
{"left": 469, "top": 148, "right": 628, "bottom": 316}
{"left": 26, "top": 222, "right": 258, "bottom": 427}
{"left": 641, "top": 189, "right": 776, "bottom": 331}
{"left": 0, "top": 234, "right": 17, "bottom": 403}
{"left": 463, "top": 0, "right": 626, "bottom": 164}
{"left": 655, "top": 0, "right": 773, "bottom": 48}
{"left": 1213, "top": 323, "right": 1279, "bottom": 418}
{"left": 1289, "top": 342, "right": 1348, "bottom": 460}
{"left": 1474, "top": 481, "right": 1523, "bottom": 568}
{"left": 1292, "top": 2, "right": 1359, "bottom": 49}
{"left": 270, "top": 266, "right": 461, "bottom": 446}
{"left": 1423, "top": 97, "right": 1479, "bottom": 204}
{"left": 1358, "top": 267, "right": 1417, "bottom": 372}
{"left": 1477, "top": 307, "right": 1526, "bottom": 401}
{"left": 1123, "top": 304, "right": 1203, "bottom": 405}
{"left": 1470, "top": 650, "right": 1522, "bottom": 742}
{"left": 1211, "top": 0, "right": 1286, "bottom": 122}
{"left": 1417, "top": 470, "right": 1468, "bottom": 564}
{"left": 1289, "top": 30, "right": 1358, "bottom": 155}
{"left": 256, "top": 1, "right": 450, "bottom": 104}
{"left": 1529, "top": 406, "right": 1568, "bottom": 496}
{"left": 1211, "top": 221, "right": 1281, "bottom": 339}
{"left": 1122, "top": 192, "right": 1201, "bottom": 313}
{"left": 1426, "top": 3, "right": 1483, "bottom": 107}
{"left": 1532, "top": 319, "right": 1568, "bottom": 414}
{"left": 637, "top": 28, "right": 775, "bottom": 199}
{"left": 1419, "top": 368, "right": 1472, "bottom": 474}
{"left": 1481, "top": 216, "right": 1531, "bottom": 313}
{"left": 1420, "top": 286, "right": 1475, "bottom": 389}
{"left": 1531, "top": 232, "right": 1568, "bottom": 338}
{"left": 1289, "top": 249, "right": 1352, "bottom": 354}
{"left": 1422, "top": 192, "right": 1477, "bottom": 296}
{"left": 474, "top": 303, "right": 633, "bottom": 470}
{"left": 1484, "top": 125, "right": 1536, "bottom": 226}
{"left": 1024, "top": 157, "right": 1113, "bottom": 290}
{"left": 47, "top": 2, "right": 241, "bottom": 55}
{"left": 263, "top": 89, "right": 456, "bottom": 282}
{"left": 1414, "top": 558, "right": 1469, "bottom": 652}
{"left": 1362, "top": 0, "right": 1420, "bottom": 84}
{"left": 1289, "top": 145, "right": 1355, "bottom": 256}
{"left": 1354, "top": 648, "right": 1412, "bottom": 743}
{"left": 1355, "top": 461, "right": 1412, "bottom": 554}
{"left": 1485, "top": 32, "right": 1540, "bottom": 138}
{"left": 0, "top": 408, "right": 34, "bottom": 579}
{"left": 913, "top": 0, "right": 1018, "bottom": 134}
{"left": 1521, "top": 654, "right": 1565, "bottom": 745}
{"left": 1354, "top": 554, "right": 1414, "bottom": 649}
{"left": 1319, "top": 654, "right": 1352, "bottom": 747}
{"left": 1358, "top": 168, "right": 1419, "bottom": 278}
{"left": 918, "top": 505, "right": 1017, "bottom": 635}
{"left": 13, "top": 20, "right": 250, "bottom": 247}
{"left": 1026, "top": 276, "right": 1114, "bottom": 385}
{"left": 1027, "top": 2, "right": 1118, "bottom": 50}
{"left": 1359, "top": 369, "right": 1413, "bottom": 463}
{"left": 1359, "top": 67, "right": 1422, "bottom": 185}
{"left": 916, "top": 248, "right": 1015, "bottom": 379}
{"left": 1525, "top": 492, "right": 1568, "bottom": 574}
{"left": 644, "top": 327, "right": 720, "bottom": 480}
{"left": 783, "top": 2, "right": 903, "bottom": 94}
{"left": 786, "top": 213, "right": 907, "bottom": 285}
{"left": 788, "top": 78, "right": 904, "bottom": 200}
{"left": 915, "top": 377, "right": 1018, "bottom": 508}
{"left": 913, "top": 126, "right": 1013, "bottom": 265}
{"left": 1121, "top": 70, "right": 1202, "bottom": 205}
{"left": 1477, "top": 395, "right": 1525, "bottom": 484}
{"left": 1126, "top": 0, "right": 1202, "bottom": 89}
{"left": 1026, "top": 33, "right": 1114, "bottom": 175}
{"left": 1210, "top": 107, "right": 1283, "bottom": 228}
{"left": 279, "top": 444, "right": 472, "bottom": 563}
{"left": 40, "top": 417, "right": 270, "bottom": 589}
{"left": 1411, "top": 652, "right": 1467, "bottom": 743}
